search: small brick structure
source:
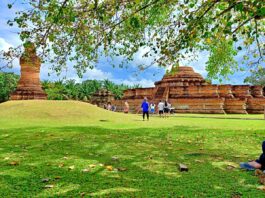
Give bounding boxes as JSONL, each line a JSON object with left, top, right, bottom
{"left": 112, "top": 66, "right": 265, "bottom": 114}
{"left": 10, "top": 42, "right": 47, "bottom": 100}
{"left": 90, "top": 89, "right": 115, "bottom": 108}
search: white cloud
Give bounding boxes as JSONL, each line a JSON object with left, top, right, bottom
{"left": 0, "top": 37, "right": 12, "bottom": 51}
{"left": 180, "top": 51, "right": 209, "bottom": 77}
{"left": 40, "top": 64, "right": 112, "bottom": 83}
{"left": 113, "top": 78, "right": 155, "bottom": 87}
{"left": 83, "top": 68, "right": 112, "bottom": 81}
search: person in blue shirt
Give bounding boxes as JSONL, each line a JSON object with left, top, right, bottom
{"left": 141, "top": 97, "right": 149, "bottom": 121}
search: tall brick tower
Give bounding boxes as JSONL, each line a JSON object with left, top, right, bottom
{"left": 10, "top": 42, "right": 47, "bottom": 100}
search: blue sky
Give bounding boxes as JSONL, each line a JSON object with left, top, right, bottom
{"left": 0, "top": 0, "right": 262, "bottom": 87}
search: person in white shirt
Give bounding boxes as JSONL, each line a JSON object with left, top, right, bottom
{"left": 157, "top": 100, "right": 164, "bottom": 118}
{"left": 107, "top": 102, "right": 112, "bottom": 111}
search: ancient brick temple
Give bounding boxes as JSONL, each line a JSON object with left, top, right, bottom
{"left": 112, "top": 66, "right": 265, "bottom": 114}
{"left": 90, "top": 89, "right": 114, "bottom": 108}
{"left": 10, "top": 42, "right": 47, "bottom": 100}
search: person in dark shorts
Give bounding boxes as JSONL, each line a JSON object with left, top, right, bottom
{"left": 164, "top": 100, "right": 169, "bottom": 117}
{"left": 141, "top": 97, "right": 149, "bottom": 121}
{"left": 240, "top": 141, "right": 265, "bottom": 170}
{"left": 158, "top": 100, "right": 164, "bottom": 118}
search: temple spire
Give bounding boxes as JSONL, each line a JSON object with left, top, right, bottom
{"left": 10, "top": 42, "right": 47, "bottom": 100}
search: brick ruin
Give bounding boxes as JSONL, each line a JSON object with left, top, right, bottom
{"left": 90, "top": 89, "right": 115, "bottom": 108}
{"left": 112, "top": 66, "right": 265, "bottom": 114}
{"left": 10, "top": 42, "right": 47, "bottom": 100}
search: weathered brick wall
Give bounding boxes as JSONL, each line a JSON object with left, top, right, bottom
{"left": 250, "top": 86, "right": 264, "bottom": 98}
{"left": 218, "top": 85, "right": 234, "bottom": 98}
{"left": 224, "top": 98, "right": 248, "bottom": 114}
{"left": 170, "top": 98, "right": 225, "bottom": 114}
{"left": 232, "top": 85, "right": 252, "bottom": 98}
{"left": 247, "top": 98, "right": 265, "bottom": 114}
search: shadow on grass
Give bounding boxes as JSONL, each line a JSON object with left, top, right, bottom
{"left": 0, "top": 126, "right": 265, "bottom": 197}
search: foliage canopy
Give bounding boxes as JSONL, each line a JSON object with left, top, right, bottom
{"left": 244, "top": 67, "right": 265, "bottom": 85}
{"left": 1, "top": 0, "right": 265, "bottom": 79}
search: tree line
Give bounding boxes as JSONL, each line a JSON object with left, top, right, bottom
{"left": 1, "top": 71, "right": 265, "bottom": 104}
{"left": 0, "top": 72, "right": 141, "bottom": 103}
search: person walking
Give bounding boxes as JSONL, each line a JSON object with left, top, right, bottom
{"left": 107, "top": 102, "right": 112, "bottom": 111}
{"left": 111, "top": 105, "right": 116, "bottom": 112}
{"left": 164, "top": 100, "right": 169, "bottom": 118}
{"left": 158, "top": 100, "right": 164, "bottom": 118}
{"left": 124, "top": 100, "right": 129, "bottom": 113}
{"left": 141, "top": 97, "right": 149, "bottom": 121}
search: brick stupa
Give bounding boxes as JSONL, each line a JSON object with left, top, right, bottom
{"left": 112, "top": 66, "right": 265, "bottom": 114}
{"left": 10, "top": 42, "right": 47, "bottom": 100}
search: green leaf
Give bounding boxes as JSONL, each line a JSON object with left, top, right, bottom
{"left": 7, "top": 4, "right": 12, "bottom": 9}
{"left": 218, "top": 4, "right": 226, "bottom": 11}
{"left": 189, "top": 3, "right": 195, "bottom": 8}
{"left": 129, "top": 16, "right": 140, "bottom": 28}
{"left": 235, "top": 2, "right": 244, "bottom": 11}
{"left": 258, "top": 7, "right": 265, "bottom": 17}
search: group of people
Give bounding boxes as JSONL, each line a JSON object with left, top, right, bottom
{"left": 103, "top": 102, "right": 116, "bottom": 112}
{"left": 140, "top": 98, "right": 173, "bottom": 121}
{"left": 157, "top": 100, "right": 172, "bottom": 118}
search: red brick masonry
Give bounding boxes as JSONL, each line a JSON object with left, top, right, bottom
{"left": 112, "top": 66, "right": 265, "bottom": 114}
{"left": 10, "top": 43, "right": 47, "bottom": 100}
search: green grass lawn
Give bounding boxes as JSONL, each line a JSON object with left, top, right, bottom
{"left": 0, "top": 100, "right": 265, "bottom": 197}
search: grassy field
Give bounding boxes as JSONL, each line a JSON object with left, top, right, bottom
{"left": 0, "top": 100, "right": 265, "bottom": 197}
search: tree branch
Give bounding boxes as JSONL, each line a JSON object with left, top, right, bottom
{"left": 40, "top": 0, "right": 69, "bottom": 45}
{"left": 197, "top": 0, "right": 220, "bottom": 21}
{"left": 214, "top": 1, "right": 241, "bottom": 20}
{"left": 232, "top": 16, "right": 255, "bottom": 34}
{"left": 254, "top": 18, "right": 263, "bottom": 63}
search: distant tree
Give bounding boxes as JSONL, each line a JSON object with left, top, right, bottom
{"left": 43, "top": 80, "right": 68, "bottom": 100}
{"left": 64, "top": 79, "right": 79, "bottom": 99}
{"left": 130, "top": 84, "right": 142, "bottom": 89}
{"left": 103, "top": 80, "right": 126, "bottom": 99}
{"left": 244, "top": 67, "right": 265, "bottom": 85}
{"left": 0, "top": 72, "right": 19, "bottom": 102}
{"left": 1, "top": 0, "right": 264, "bottom": 80}
{"left": 79, "top": 80, "right": 102, "bottom": 99}
{"left": 1, "top": 73, "right": 140, "bottom": 101}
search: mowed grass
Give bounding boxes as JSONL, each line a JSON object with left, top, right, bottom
{"left": 0, "top": 100, "right": 265, "bottom": 197}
